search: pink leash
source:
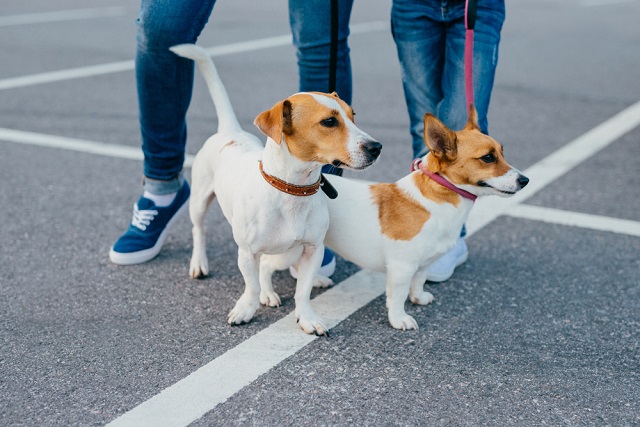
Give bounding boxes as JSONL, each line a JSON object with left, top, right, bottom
{"left": 464, "top": 0, "right": 478, "bottom": 111}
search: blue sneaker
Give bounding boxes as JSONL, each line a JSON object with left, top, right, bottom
{"left": 109, "top": 182, "right": 190, "bottom": 265}
{"left": 289, "top": 247, "right": 336, "bottom": 279}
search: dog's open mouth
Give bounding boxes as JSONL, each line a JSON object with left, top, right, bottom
{"left": 478, "top": 180, "right": 516, "bottom": 195}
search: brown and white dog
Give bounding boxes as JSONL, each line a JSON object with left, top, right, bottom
{"left": 170, "top": 44, "right": 381, "bottom": 335}
{"left": 264, "top": 106, "right": 528, "bottom": 331}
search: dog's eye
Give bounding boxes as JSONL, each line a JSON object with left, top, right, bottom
{"left": 321, "top": 117, "right": 339, "bottom": 128}
{"left": 480, "top": 153, "right": 496, "bottom": 163}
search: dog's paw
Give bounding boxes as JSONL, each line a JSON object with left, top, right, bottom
{"left": 296, "top": 308, "right": 329, "bottom": 336}
{"left": 313, "top": 275, "right": 334, "bottom": 288}
{"left": 389, "top": 313, "right": 419, "bottom": 331}
{"left": 189, "top": 257, "right": 209, "bottom": 279}
{"left": 260, "top": 290, "right": 281, "bottom": 307}
{"left": 410, "top": 290, "right": 434, "bottom": 306}
{"left": 227, "top": 297, "right": 258, "bottom": 325}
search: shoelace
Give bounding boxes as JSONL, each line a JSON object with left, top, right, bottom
{"left": 131, "top": 203, "right": 158, "bottom": 231}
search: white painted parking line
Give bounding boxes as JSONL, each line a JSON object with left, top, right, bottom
{"left": 0, "top": 127, "right": 195, "bottom": 167}
{"left": 0, "top": 61, "right": 135, "bottom": 92}
{"left": 105, "top": 100, "right": 640, "bottom": 426}
{"left": 0, "top": 7, "right": 127, "bottom": 28}
{"left": 466, "top": 98, "right": 640, "bottom": 237}
{"left": 0, "top": 127, "right": 196, "bottom": 167}
{"left": 106, "top": 270, "right": 386, "bottom": 427}
{"left": 581, "top": 0, "right": 638, "bottom": 7}
{"left": 506, "top": 204, "right": 640, "bottom": 237}
{"left": 0, "top": 21, "right": 387, "bottom": 91}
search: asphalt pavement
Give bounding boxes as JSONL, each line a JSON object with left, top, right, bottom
{"left": 1, "top": 0, "right": 639, "bottom": 426}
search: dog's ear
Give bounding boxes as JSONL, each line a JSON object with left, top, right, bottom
{"left": 254, "top": 100, "right": 293, "bottom": 144}
{"left": 423, "top": 113, "right": 457, "bottom": 162}
{"left": 462, "top": 104, "right": 480, "bottom": 131}
{"left": 330, "top": 91, "right": 340, "bottom": 98}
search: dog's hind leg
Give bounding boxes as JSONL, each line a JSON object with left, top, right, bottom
{"left": 385, "top": 264, "right": 419, "bottom": 330}
{"left": 409, "top": 266, "right": 435, "bottom": 306}
{"left": 259, "top": 248, "right": 302, "bottom": 307}
{"left": 189, "top": 184, "right": 216, "bottom": 279}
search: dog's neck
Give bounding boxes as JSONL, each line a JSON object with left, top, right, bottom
{"left": 261, "top": 137, "right": 322, "bottom": 186}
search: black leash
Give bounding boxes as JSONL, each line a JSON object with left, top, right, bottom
{"left": 322, "top": 0, "right": 344, "bottom": 186}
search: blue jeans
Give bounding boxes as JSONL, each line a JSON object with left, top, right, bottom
{"left": 289, "top": 0, "right": 354, "bottom": 105}
{"left": 289, "top": 0, "right": 354, "bottom": 176}
{"left": 136, "top": 0, "right": 217, "bottom": 194}
{"left": 391, "top": 0, "right": 505, "bottom": 158}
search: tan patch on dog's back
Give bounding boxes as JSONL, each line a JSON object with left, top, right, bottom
{"left": 370, "top": 183, "right": 430, "bottom": 241}
{"left": 412, "top": 172, "right": 461, "bottom": 206}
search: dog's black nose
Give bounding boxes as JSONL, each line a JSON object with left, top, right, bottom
{"left": 518, "top": 174, "right": 530, "bottom": 188}
{"left": 363, "top": 140, "right": 382, "bottom": 158}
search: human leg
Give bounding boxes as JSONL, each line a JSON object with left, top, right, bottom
{"left": 110, "top": 0, "right": 217, "bottom": 265}
{"left": 137, "top": 0, "right": 217, "bottom": 189}
{"left": 391, "top": 0, "right": 446, "bottom": 159}
{"left": 289, "top": 0, "right": 354, "bottom": 104}
{"left": 439, "top": 0, "right": 505, "bottom": 133}
{"left": 425, "top": 0, "right": 505, "bottom": 281}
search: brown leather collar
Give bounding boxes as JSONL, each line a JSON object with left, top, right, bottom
{"left": 259, "top": 161, "right": 321, "bottom": 196}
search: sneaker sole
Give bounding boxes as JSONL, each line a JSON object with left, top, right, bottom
{"left": 108, "top": 197, "right": 190, "bottom": 266}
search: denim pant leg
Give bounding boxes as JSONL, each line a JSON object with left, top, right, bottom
{"left": 289, "top": 0, "right": 354, "bottom": 104}
{"left": 439, "top": 0, "right": 505, "bottom": 134}
{"left": 289, "top": 0, "right": 354, "bottom": 176}
{"left": 136, "top": 0, "right": 216, "bottom": 194}
{"left": 391, "top": 0, "right": 447, "bottom": 159}
{"left": 392, "top": 0, "right": 505, "bottom": 159}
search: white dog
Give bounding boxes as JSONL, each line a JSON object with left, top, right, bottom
{"left": 170, "top": 44, "right": 381, "bottom": 335}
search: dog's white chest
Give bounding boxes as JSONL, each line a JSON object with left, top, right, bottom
{"left": 232, "top": 196, "right": 327, "bottom": 255}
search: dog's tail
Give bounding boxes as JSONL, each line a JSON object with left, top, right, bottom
{"left": 170, "top": 44, "right": 242, "bottom": 134}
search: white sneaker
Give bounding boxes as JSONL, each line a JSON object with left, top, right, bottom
{"left": 425, "top": 237, "right": 468, "bottom": 282}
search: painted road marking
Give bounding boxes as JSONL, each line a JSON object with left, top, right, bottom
{"left": 0, "top": 21, "right": 387, "bottom": 91}
{"left": 0, "top": 7, "right": 127, "bottom": 27}
{"left": 0, "top": 127, "right": 196, "bottom": 167}
{"left": 506, "top": 204, "right": 640, "bottom": 237}
{"left": 106, "top": 270, "right": 386, "bottom": 427}
{"left": 581, "top": 0, "right": 638, "bottom": 7}
{"left": 104, "top": 100, "right": 640, "bottom": 426}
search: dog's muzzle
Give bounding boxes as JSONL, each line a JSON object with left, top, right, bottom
{"left": 362, "top": 140, "right": 382, "bottom": 161}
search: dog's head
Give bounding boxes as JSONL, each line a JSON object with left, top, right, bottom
{"left": 254, "top": 92, "right": 381, "bottom": 170}
{"left": 422, "top": 105, "right": 529, "bottom": 197}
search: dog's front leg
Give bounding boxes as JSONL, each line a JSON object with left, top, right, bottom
{"left": 386, "top": 265, "right": 419, "bottom": 330}
{"left": 294, "top": 244, "right": 328, "bottom": 335}
{"left": 228, "top": 248, "right": 261, "bottom": 325}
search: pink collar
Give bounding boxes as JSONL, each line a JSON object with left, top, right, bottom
{"left": 412, "top": 159, "right": 477, "bottom": 202}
